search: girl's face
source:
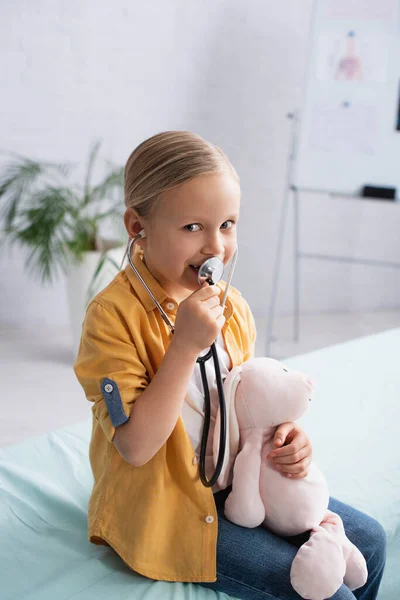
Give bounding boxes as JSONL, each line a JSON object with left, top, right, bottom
{"left": 128, "top": 172, "right": 241, "bottom": 303}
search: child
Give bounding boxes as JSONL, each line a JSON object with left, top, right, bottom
{"left": 74, "top": 131, "right": 386, "bottom": 599}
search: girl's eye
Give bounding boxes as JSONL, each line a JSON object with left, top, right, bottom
{"left": 184, "top": 220, "right": 235, "bottom": 232}
{"left": 221, "top": 220, "right": 234, "bottom": 230}
{"left": 184, "top": 224, "right": 201, "bottom": 232}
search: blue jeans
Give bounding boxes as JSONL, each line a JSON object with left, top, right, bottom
{"left": 198, "top": 486, "right": 387, "bottom": 600}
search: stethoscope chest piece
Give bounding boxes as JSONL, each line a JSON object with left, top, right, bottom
{"left": 197, "top": 257, "right": 224, "bottom": 286}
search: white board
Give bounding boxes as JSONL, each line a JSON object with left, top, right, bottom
{"left": 294, "top": 0, "right": 400, "bottom": 195}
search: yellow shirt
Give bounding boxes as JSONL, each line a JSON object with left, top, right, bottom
{"left": 73, "top": 249, "right": 257, "bottom": 582}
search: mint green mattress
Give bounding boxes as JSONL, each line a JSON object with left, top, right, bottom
{"left": 1, "top": 328, "right": 399, "bottom": 599}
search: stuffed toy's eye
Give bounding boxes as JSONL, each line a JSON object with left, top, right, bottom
{"left": 283, "top": 368, "right": 288, "bottom": 372}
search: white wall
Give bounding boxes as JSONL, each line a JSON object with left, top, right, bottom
{"left": 1, "top": 0, "right": 399, "bottom": 331}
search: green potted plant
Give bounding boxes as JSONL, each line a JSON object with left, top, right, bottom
{"left": 0, "top": 140, "right": 126, "bottom": 352}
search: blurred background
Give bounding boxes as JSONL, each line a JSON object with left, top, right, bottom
{"left": 1, "top": 0, "right": 399, "bottom": 446}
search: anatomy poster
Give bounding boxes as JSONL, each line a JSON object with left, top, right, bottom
{"left": 308, "top": 101, "right": 378, "bottom": 155}
{"left": 316, "top": 31, "right": 388, "bottom": 83}
{"left": 327, "top": 0, "right": 397, "bottom": 20}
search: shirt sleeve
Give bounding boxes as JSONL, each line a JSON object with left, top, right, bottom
{"left": 73, "top": 299, "right": 149, "bottom": 443}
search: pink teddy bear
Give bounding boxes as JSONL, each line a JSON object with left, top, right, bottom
{"left": 212, "top": 357, "right": 368, "bottom": 600}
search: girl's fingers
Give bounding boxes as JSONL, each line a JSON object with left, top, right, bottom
{"left": 268, "top": 429, "right": 310, "bottom": 458}
{"left": 269, "top": 444, "right": 311, "bottom": 465}
{"left": 274, "top": 456, "right": 311, "bottom": 476}
{"left": 268, "top": 423, "right": 313, "bottom": 479}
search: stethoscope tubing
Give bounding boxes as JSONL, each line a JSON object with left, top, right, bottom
{"left": 126, "top": 233, "right": 237, "bottom": 487}
{"left": 196, "top": 342, "right": 227, "bottom": 486}
{"left": 127, "top": 235, "right": 175, "bottom": 330}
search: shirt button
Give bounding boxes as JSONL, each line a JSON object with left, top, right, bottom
{"left": 193, "top": 456, "right": 198, "bottom": 465}
{"left": 166, "top": 301, "right": 175, "bottom": 311}
{"left": 205, "top": 516, "right": 215, "bottom": 524}
{"left": 104, "top": 384, "right": 113, "bottom": 393}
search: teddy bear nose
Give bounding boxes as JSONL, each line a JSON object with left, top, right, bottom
{"left": 306, "top": 376, "right": 315, "bottom": 389}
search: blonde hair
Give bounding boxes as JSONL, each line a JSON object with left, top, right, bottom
{"left": 120, "top": 131, "right": 239, "bottom": 266}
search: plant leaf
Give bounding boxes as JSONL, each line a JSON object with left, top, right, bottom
{"left": 6, "top": 186, "right": 74, "bottom": 282}
{"left": 0, "top": 156, "right": 74, "bottom": 227}
{"left": 83, "top": 139, "right": 102, "bottom": 207}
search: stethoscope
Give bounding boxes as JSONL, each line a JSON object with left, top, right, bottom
{"left": 126, "top": 231, "right": 238, "bottom": 487}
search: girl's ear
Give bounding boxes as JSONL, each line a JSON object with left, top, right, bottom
{"left": 124, "top": 208, "right": 146, "bottom": 240}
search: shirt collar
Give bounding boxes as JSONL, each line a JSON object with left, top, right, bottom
{"left": 124, "top": 248, "right": 234, "bottom": 320}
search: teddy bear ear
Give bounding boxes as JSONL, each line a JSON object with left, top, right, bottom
{"left": 213, "top": 366, "right": 243, "bottom": 489}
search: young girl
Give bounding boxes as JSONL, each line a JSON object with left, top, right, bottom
{"left": 74, "top": 131, "right": 386, "bottom": 599}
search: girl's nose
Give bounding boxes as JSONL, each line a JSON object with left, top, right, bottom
{"left": 202, "top": 236, "right": 224, "bottom": 257}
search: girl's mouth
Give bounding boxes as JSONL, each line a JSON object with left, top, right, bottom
{"left": 190, "top": 265, "right": 200, "bottom": 273}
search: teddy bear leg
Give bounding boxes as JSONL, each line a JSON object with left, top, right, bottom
{"left": 290, "top": 526, "right": 346, "bottom": 600}
{"left": 223, "top": 435, "right": 266, "bottom": 528}
{"left": 343, "top": 543, "right": 368, "bottom": 591}
{"left": 319, "top": 511, "right": 368, "bottom": 592}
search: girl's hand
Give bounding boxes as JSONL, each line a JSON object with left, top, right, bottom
{"left": 266, "top": 422, "right": 312, "bottom": 479}
{"left": 173, "top": 282, "right": 225, "bottom": 355}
